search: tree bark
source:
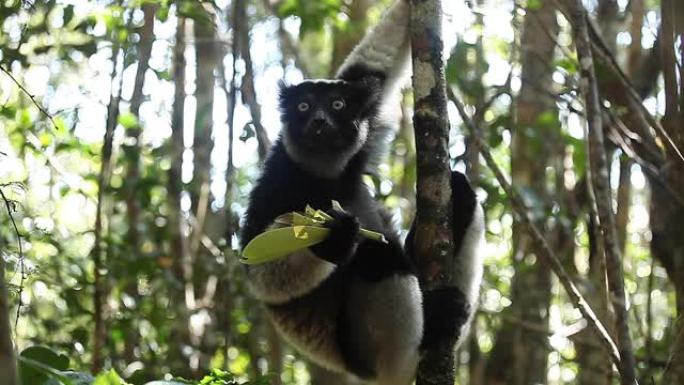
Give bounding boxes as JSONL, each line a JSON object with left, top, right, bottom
{"left": 409, "top": 1, "right": 456, "bottom": 384}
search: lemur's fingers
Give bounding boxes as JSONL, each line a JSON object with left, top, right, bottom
{"left": 309, "top": 210, "right": 360, "bottom": 265}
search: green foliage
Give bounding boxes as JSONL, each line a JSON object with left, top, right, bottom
{"left": 19, "top": 346, "right": 71, "bottom": 385}
{"left": 277, "top": 0, "right": 343, "bottom": 34}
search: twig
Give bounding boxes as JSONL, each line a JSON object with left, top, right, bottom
{"left": 236, "top": 0, "right": 271, "bottom": 161}
{"left": 582, "top": 9, "right": 684, "bottom": 164}
{"left": 447, "top": 86, "right": 623, "bottom": 369}
{"left": 0, "top": 65, "right": 58, "bottom": 130}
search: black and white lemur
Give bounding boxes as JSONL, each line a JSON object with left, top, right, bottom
{"left": 240, "top": 1, "right": 484, "bottom": 384}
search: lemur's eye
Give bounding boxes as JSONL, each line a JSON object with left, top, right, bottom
{"left": 331, "top": 99, "right": 345, "bottom": 110}
{"left": 297, "top": 102, "right": 310, "bottom": 112}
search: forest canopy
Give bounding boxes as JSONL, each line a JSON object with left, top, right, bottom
{"left": 1, "top": 0, "right": 684, "bottom": 384}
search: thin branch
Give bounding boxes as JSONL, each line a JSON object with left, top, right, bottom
{"left": 585, "top": 19, "right": 684, "bottom": 164}
{"left": 236, "top": 0, "right": 271, "bottom": 161}
{"left": 566, "top": 2, "right": 638, "bottom": 384}
{"left": 0, "top": 65, "right": 57, "bottom": 130}
{"left": 448, "top": 86, "right": 623, "bottom": 370}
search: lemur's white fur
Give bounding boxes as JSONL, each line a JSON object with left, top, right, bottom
{"left": 356, "top": 275, "right": 422, "bottom": 385}
{"left": 247, "top": 248, "right": 336, "bottom": 304}
{"left": 452, "top": 203, "right": 485, "bottom": 349}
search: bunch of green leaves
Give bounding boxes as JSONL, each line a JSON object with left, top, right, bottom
{"left": 240, "top": 201, "right": 386, "bottom": 265}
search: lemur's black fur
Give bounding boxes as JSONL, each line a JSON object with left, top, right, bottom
{"left": 240, "top": 1, "right": 484, "bottom": 383}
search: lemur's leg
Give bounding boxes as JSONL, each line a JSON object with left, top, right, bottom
{"left": 245, "top": 247, "right": 337, "bottom": 305}
{"left": 334, "top": 238, "right": 421, "bottom": 385}
{"left": 406, "top": 171, "right": 485, "bottom": 350}
{"left": 371, "top": 276, "right": 422, "bottom": 385}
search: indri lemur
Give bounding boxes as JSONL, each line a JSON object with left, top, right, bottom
{"left": 240, "top": 1, "right": 484, "bottom": 384}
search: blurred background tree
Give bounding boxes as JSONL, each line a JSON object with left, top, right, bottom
{"left": 1, "top": 0, "right": 683, "bottom": 384}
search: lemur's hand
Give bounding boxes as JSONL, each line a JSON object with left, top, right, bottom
{"left": 309, "top": 207, "right": 360, "bottom": 265}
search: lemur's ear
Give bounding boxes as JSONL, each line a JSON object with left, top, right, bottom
{"left": 278, "top": 80, "right": 295, "bottom": 111}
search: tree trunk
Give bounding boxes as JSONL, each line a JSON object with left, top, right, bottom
{"left": 188, "top": 7, "right": 218, "bottom": 371}
{"left": 91, "top": 31, "right": 125, "bottom": 373}
{"left": 484, "top": 3, "right": 559, "bottom": 384}
{"left": 654, "top": 2, "right": 684, "bottom": 383}
{"left": 191, "top": 5, "right": 218, "bottom": 214}
{"left": 122, "top": 2, "right": 157, "bottom": 363}
{"left": 167, "top": 14, "right": 193, "bottom": 377}
{"left": 0, "top": 227, "right": 18, "bottom": 385}
{"left": 409, "top": 1, "right": 456, "bottom": 384}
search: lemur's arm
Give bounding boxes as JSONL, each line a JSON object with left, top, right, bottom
{"left": 335, "top": 0, "right": 410, "bottom": 91}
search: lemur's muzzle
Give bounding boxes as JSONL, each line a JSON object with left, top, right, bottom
{"left": 306, "top": 110, "right": 336, "bottom": 137}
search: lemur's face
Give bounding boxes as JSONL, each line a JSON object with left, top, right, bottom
{"left": 279, "top": 80, "right": 372, "bottom": 154}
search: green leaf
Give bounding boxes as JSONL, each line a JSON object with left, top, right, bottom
{"left": 527, "top": 0, "right": 542, "bottom": 11}
{"left": 63, "top": 5, "right": 75, "bottom": 25}
{"left": 241, "top": 226, "right": 331, "bottom": 264}
{"left": 118, "top": 112, "right": 139, "bottom": 129}
{"left": 242, "top": 201, "right": 387, "bottom": 265}
{"left": 20, "top": 346, "right": 69, "bottom": 371}
{"left": 555, "top": 58, "right": 578, "bottom": 74}
{"left": 94, "top": 369, "right": 129, "bottom": 385}
{"left": 18, "top": 346, "right": 71, "bottom": 385}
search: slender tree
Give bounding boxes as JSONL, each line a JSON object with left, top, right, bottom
{"left": 0, "top": 202, "right": 18, "bottom": 385}
{"left": 409, "top": 1, "right": 456, "bottom": 384}
{"left": 167, "top": 13, "right": 194, "bottom": 376}
{"left": 567, "top": 1, "right": 638, "bottom": 383}
{"left": 91, "top": 22, "right": 126, "bottom": 372}
{"left": 655, "top": 1, "right": 684, "bottom": 383}
{"left": 122, "top": 2, "right": 157, "bottom": 362}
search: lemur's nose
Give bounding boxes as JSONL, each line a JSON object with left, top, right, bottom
{"left": 309, "top": 110, "right": 336, "bottom": 136}
{"left": 311, "top": 110, "right": 327, "bottom": 123}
